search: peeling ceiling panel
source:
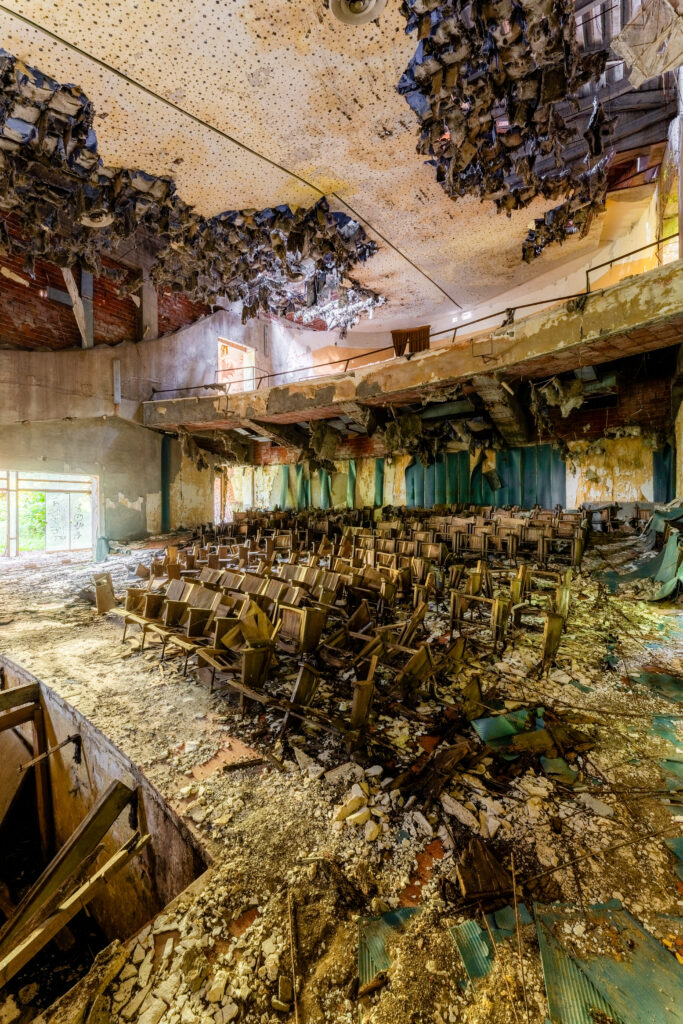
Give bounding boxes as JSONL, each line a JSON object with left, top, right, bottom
{"left": 0, "top": 0, "right": 674, "bottom": 328}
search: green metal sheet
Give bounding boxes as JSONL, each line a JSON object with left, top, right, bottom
{"left": 358, "top": 907, "right": 422, "bottom": 986}
{"left": 450, "top": 920, "right": 494, "bottom": 985}
{"left": 665, "top": 837, "right": 683, "bottom": 881}
{"left": 450, "top": 905, "right": 532, "bottom": 987}
{"left": 536, "top": 902, "right": 683, "bottom": 1024}
{"left": 536, "top": 907, "right": 622, "bottom": 1024}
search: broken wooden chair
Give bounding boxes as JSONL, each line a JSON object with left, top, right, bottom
{"left": 275, "top": 602, "right": 328, "bottom": 657}
{"left": 320, "top": 600, "right": 375, "bottom": 668}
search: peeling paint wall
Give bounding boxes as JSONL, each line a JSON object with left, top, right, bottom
{"left": 566, "top": 437, "right": 655, "bottom": 506}
{"left": 675, "top": 404, "right": 683, "bottom": 498}
{"left": 169, "top": 447, "right": 216, "bottom": 530}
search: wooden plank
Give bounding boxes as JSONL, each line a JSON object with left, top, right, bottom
{"left": 0, "top": 833, "right": 150, "bottom": 987}
{"left": 0, "top": 779, "right": 135, "bottom": 955}
{"left": 0, "top": 705, "right": 35, "bottom": 733}
{"left": 31, "top": 705, "right": 53, "bottom": 863}
{"left": 0, "top": 684, "right": 40, "bottom": 713}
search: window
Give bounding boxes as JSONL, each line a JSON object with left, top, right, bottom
{"left": 0, "top": 471, "right": 96, "bottom": 556}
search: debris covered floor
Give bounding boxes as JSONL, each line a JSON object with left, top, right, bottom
{"left": 1, "top": 539, "right": 683, "bottom": 1024}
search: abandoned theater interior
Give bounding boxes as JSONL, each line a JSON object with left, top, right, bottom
{"left": 5, "top": 3, "right": 683, "bottom": 1024}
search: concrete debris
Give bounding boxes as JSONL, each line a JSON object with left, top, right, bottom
{"left": 2, "top": 517, "right": 683, "bottom": 1024}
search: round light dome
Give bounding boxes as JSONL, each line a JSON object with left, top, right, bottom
{"left": 330, "top": 0, "right": 388, "bottom": 25}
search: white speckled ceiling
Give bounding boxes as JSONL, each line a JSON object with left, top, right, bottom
{"left": 0, "top": 1, "right": 632, "bottom": 327}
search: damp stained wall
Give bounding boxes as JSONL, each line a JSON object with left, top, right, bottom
{"left": 565, "top": 436, "right": 655, "bottom": 506}
{"left": 675, "top": 404, "right": 683, "bottom": 497}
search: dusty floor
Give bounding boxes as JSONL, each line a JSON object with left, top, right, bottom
{"left": 0, "top": 537, "right": 682, "bottom": 1024}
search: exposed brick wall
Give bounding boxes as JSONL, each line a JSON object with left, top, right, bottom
{"left": 93, "top": 258, "right": 139, "bottom": 346}
{"left": 158, "top": 290, "right": 211, "bottom": 337}
{"left": 0, "top": 214, "right": 208, "bottom": 350}
{"left": 548, "top": 373, "right": 672, "bottom": 441}
{"left": 0, "top": 248, "right": 81, "bottom": 350}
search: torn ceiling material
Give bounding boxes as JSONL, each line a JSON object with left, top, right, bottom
{"left": 0, "top": 49, "right": 381, "bottom": 330}
{"left": 397, "top": 0, "right": 613, "bottom": 259}
{"left": 613, "top": 0, "right": 683, "bottom": 88}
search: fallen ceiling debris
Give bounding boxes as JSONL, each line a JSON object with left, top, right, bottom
{"left": 397, "top": 0, "right": 615, "bottom": 259}
{"left": 0, "top": 50, "right": 382, "bottom": 330}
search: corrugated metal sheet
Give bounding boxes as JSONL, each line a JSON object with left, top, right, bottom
{"left": 536, "top": 909, "right": 621, "bottom": 1024}
{"left": 358, "top": 907, "right": 422, "bottom": 987}
{"left": 449, "top": 920, "right": 494, "bottom": 986}
{"left": 536, "top": 903, "right": 683, "bottom": 1024}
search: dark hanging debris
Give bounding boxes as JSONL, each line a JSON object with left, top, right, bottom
{"left": 397, "top": 0, "right": 615, "bottom": 259}
{"left": 0, "top": 50, "right": 382, "bottom": 330}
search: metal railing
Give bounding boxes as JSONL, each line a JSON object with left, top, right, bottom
{"left": 150, "top": 232, "right": 679, "bottom": 400}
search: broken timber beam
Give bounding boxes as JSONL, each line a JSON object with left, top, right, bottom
{"left": 0, "top": 833, "right": 150, "bottom": 988}
{"left": 0, "top": 683, "right": 40, "bottom": 712}
{"left": 0, "top": 779, "right": 136, "bottom": 955}
{"left": 61, "top": 267, "right": 94, "bottom": 349}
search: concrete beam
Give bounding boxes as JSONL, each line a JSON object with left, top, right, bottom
{"left": 470, "top": 375, "right": 530, "bottom": 446}
{"left": 143, "top": 259, "right": 683, "bottom": 435}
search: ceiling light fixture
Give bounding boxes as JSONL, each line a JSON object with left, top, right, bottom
{"left": 461, "top": 311, "right": 472, "bottom": 320}
{"left": 330, "top": 0, "right": 388, "bottom": 25}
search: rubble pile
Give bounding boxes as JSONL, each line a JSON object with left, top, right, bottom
{"left": 0, "top": 522, "right": 682, "bottom": 1024}
{"left": 397, "top": 0, "right": 614, "bottom": 259}
{"left": 0, "top": 51, "right": 381, "bottom": 329}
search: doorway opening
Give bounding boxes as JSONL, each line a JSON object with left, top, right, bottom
{"left": 0, "top": 471, "right": 97, "bottom": 557}
{"left": 217, "top": 338, "right": 258, "bottom": 391}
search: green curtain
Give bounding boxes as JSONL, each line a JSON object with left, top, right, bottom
{"left": 374, "top": 458, "right": 384, "bottom": 507}
{"left": 521, "top": 444, "right": 566, "bottom": 507}
{"left": 435, "top": 454, "right": 447, "bottom": 505}
{"left": 279, "top": 465, "right": 289, "bottom": 510}
{"left": 295, "top": 463, "right": 307, "bottom": 510}
{"left": 495, "top": 449, "right": 523, "bottom": 507}
{"left": 405, "top": 459, "right": 426, "bottom": 507}
{"left": 319, "top": 468, "right": 331, "bottom": 509}
{"left": 653, "top": 445, "right": 674, "bottom": 504}
{"left": 424, "top": 461, "right": 436, "bottom": 508}
{"left": 347, "top": 459, "right": 356, "bottom": 509}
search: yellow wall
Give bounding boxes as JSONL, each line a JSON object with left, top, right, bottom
{"left": 566, "top": 436, "right": 655, "bottom": 506}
